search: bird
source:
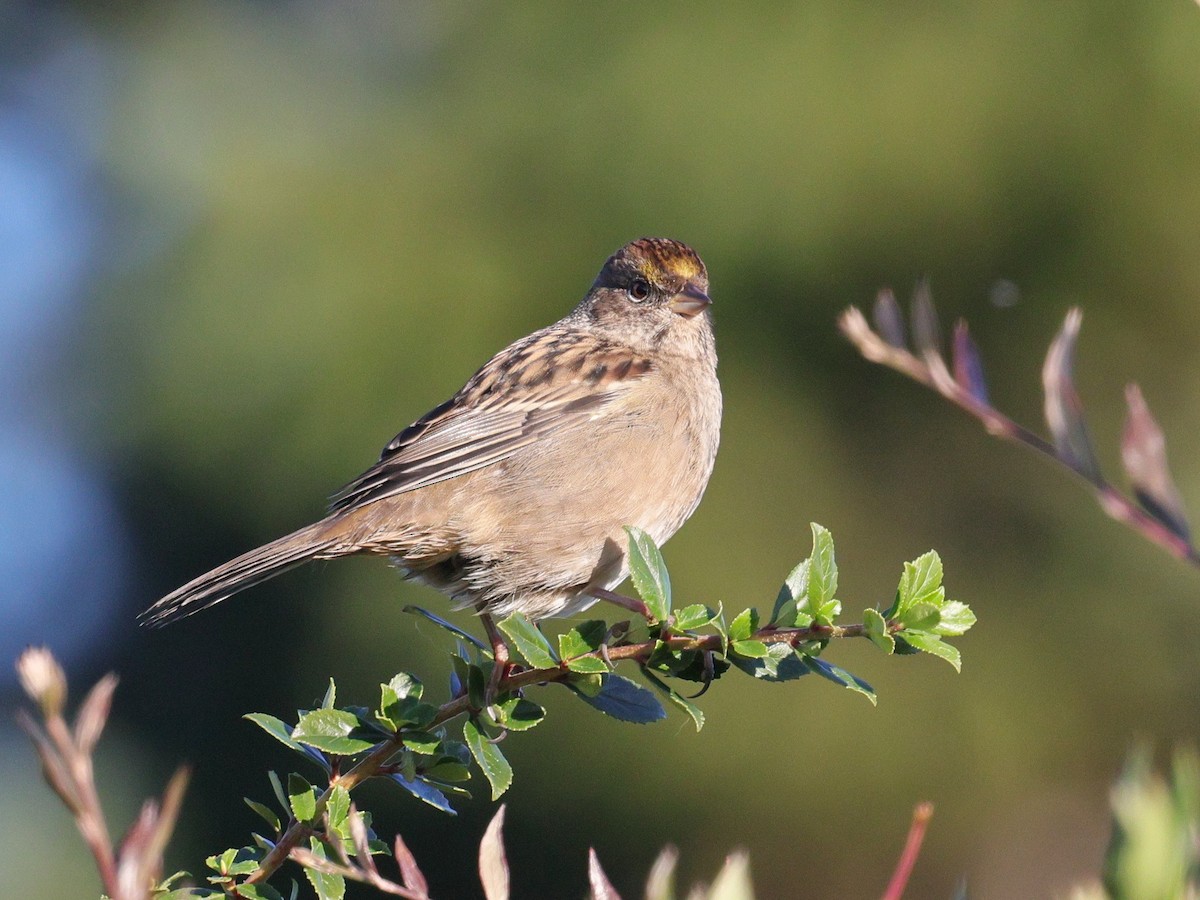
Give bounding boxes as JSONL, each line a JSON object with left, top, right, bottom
{"left": 140, "top": 237, "right": 721, "bottom": 648}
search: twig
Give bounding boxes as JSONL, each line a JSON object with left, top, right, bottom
{"left": 881, "top": 802, "right": 934, "bottom": 900}
{"left": 15, "top": 647, "right": 190, "bottom": 900}
{"left": 840, "top": 291, "right": 1199, "bottom": 567}
{"left": 245, "top": 615, "right": 898, "bottom": 886}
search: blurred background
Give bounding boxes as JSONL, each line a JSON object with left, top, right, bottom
{"left": 4, "top": 1, "right": 1200, "bottom": 897}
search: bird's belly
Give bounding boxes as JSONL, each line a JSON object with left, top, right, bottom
{"left": 440, "top": 400, "right": 713, "bottom": 615}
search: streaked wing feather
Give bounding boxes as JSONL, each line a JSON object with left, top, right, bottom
{"left": 329, "top": 334, "right": 651, "bottom": 513}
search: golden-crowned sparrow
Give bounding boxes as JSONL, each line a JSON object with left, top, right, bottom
{"left": 141, "top": 237, "right": 721, "bottom": 630}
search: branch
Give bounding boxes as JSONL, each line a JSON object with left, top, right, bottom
{"left": 15, "top": 647, "right": 190, "bottom": 900}
{"left": 246, "top": 616, "right": 897, "bottom": 886}
{"left": 840, "top": 290, "right": 1199, "bottom": 567}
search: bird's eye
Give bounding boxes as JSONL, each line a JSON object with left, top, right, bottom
{"left": 628, "top": 279, "right": 651, "bottom": 302}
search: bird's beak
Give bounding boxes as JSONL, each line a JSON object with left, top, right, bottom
{"left": 669, "top": 282, "right": 712, "bottom": 317}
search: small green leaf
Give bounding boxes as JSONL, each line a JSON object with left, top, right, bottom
{"left": 558, "top": 620, "right": 607, "bottom": 656}
{"left": 424, "top": 760, "right": 471, "bottom": 782}
{"left": 804, "top": 523, "right": 838, "bottom": 616}
{"left": 389, "top": 774, "right": 457, "bottom": 814}
{"left": 729, "top": 642, "right": 810, "bottom": 681}
{"left": 386, "top": 672, "right": 423, "bottom": 700}
{"left": 497, "top": 613, "right": 557, "bottom": 668}
{"left": 320, "top": 678, "right": 336, "bottom": 710}
{"left": 642, "top": 671, "right": 705, "bottom": 731}
{"left": 863, "top": 608, "right": 895, "bottom": 653}
{"left": 568, "top": 673, "right": 666, "bottom": 723}
{"left": 402, "top": 730, "right": 443, "bottom": 754}
{"left": 728, "top": 608, "right": 759, "bottom": 642}
{"left": 303, "top": 839, "right": 345, "bottom": 900}
{"left": 268, "top": 771, "right": 288, "bottom": 812}
{"left": 293, "top": 709, "right": 376, "bottom": 756}
{"left": 559, "top": 624, "right": 609, "bottom": 672}
{"left": 326, "top": 786, "right": 350, "bottom": 832}
{"left": 771, "top": 558, "right": 809, "bottom": 626}
{"left": 803, "top": 657, "right": 877, "bottom": 705}
{"left": 625, "top": 525, "right": 672, "bottom": 620}
{"left": 731, "top": 639, "right": 769, "bottom": 659}
{"left": 495, "top": 697, "right": 546, "bottom": 732}
{"left": 672, "top": 604, "right": 713, "bottom": 631}
{"left": 569, "top": 672, "right": 604, "bottom": 697}
{"left": 900, "top": 602, "right": 941, "bottom": 631}
{"left": 933, "top": 601, "right": 976, "bottom": 636}
{"left": 565, "top": 655, "right": 609, "bottom": 674}
{"left": 244, "top": 798, "right": 281, "bottom": 834}
{"left": 287, "top": 773, "right": 318, "bottom": 823}
{"left": 464, "top": 720, "right": 513, "bottom": 799}
{"left": 891, "top": 551, "right": 944, "bottom": 617}
{"left": 899, "top": 631, "right": 962, "bottom": 672}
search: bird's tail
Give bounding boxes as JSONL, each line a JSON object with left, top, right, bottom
{"left": 139, "top": 520, "right": 340, "bottom": 628}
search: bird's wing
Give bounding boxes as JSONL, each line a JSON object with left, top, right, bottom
{"left": 328, "top": 330, "right": 654, "bottom": 513}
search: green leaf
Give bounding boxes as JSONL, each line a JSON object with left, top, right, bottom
{"left": 464, "top": 719, "right": 513, "bottom": 799}
{"left": 303, "top": 839, "right": 345, "bottom": 900}
{"left": 389, "top": 774, "right": 457, "bottom": 814}
{"left": 863, "top": 608, "right": 895, "bottom": 653}
{"left": 804, "top": 523, "right": 838, "bottom": 618}
{"left": 568, "top": 673, "right": 666, "bottom": 723}
{"left": 565, "top": 655, "right": 609, "bottom": 674}
{"left": 559, "top": 620, "right": 609, "bottom": 670}
{"left": 729, "top": 642, "right": 810, "bottom": 681}
{"left": 497, "top": 613, "right": 558, "bottom": 668}
{"left": 933, "top": 601, "right": 976, "bottom": 636}
{"left": 771, "top": 558, "right": 809, "bottom": 626}
{"left": 569, "top": 672, "right": 604, "bottom": 697}
{"left": 642, "top": 671, "right": 705, "bottom": 731}
{"left": 730, "top": 639, "right": 769, "bottom": 659}
{"left": 268, "top": 771, "right": 288, "bottom": 812}
{"left": 495, "top": 697, "right": 546, "bottom": 732}
{"left": 379, "top": 696, "right": 438, "bottom": 731}
{"left": 386, "top": 672, "right": 423, "bottom": 700}
{"left": 244, "top": 714, "right": 304, "bottom": 753}
{"left": 402, "top": 730, "right": 443, "bottom": 754}
{"left": 672, "top": 604, "right": 714, "bottom": 631}
{"left": 326, "top": 785, "right": 350, "bottom": 833}
{"left": 293, "top": 709, "right": 376, "bottom": 756}
{"left": 206, "top": 846, "right": 263, "bottom": 877}
{"left": 901, "top": 602, "right": 941, "bottom": 631}
{"left": 803, "top": 657, "right": 877, "bottom": 705}
{"left": 891, "top": 551, "right": 944, "bottom": 617}
{"left": 287, "top": 773, "right": 318, "bottom": 823}
{"left": 244, "top": 798, "right": 281, "bottom": 834}
{"left": 728, "top": 608, "right": 759, "bottom": 642}
{"left": 320, "top": 678, "right": 336, "bottom": 710}
{"left": 899, "top": 631, "right": 962, "bottom": 672}
{"left": 625, "top": 525, "right": 672, "bottom": 620}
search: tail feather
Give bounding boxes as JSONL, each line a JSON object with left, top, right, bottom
{"left": 140, "top": 521, "right": 338, "bottom": 628}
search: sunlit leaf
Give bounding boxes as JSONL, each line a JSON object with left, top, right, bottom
{"left": 479, "top": 805, "right": 510, "bottom": 900}
{"left": 1122, "top": 382, "right": 1192, "bottom": 543}
{"left": 624, "top": 525, "right": 672, "bottom": 620}
{"left": 1042, "top": 307, "right": 1101, "bottom": 482}
{"left": 497, "top": 613, "right": 557, "bottom": 669}
{"left": 464, "top": 720, "right": 513, "bottom": 800}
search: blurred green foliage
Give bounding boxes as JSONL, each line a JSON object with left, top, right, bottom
{"left": 14, "top": 1, "right": 1200, "bottom": 897}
